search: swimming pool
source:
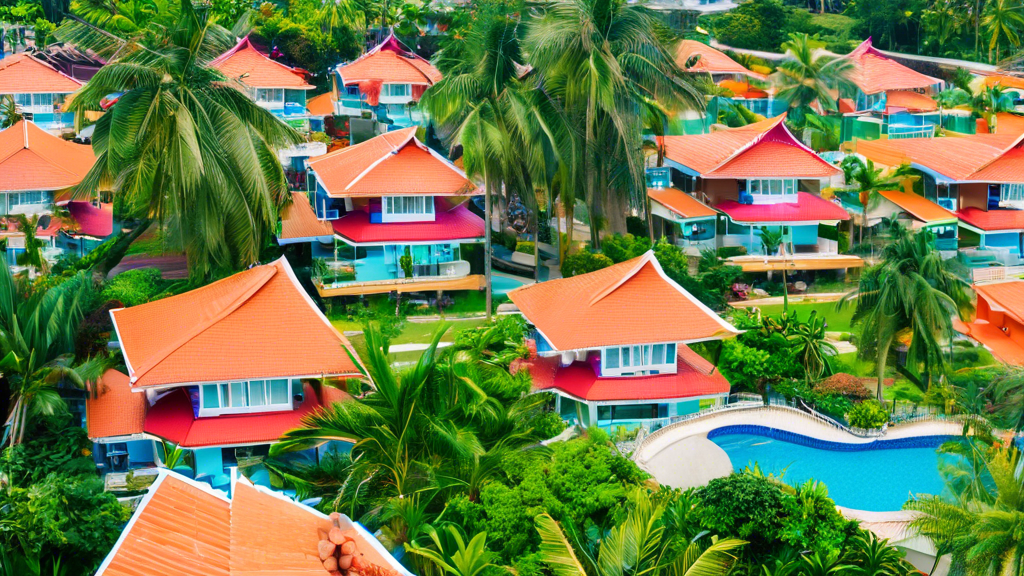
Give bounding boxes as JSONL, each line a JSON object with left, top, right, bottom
{"left": 492, "top": 274, "right": 530, "bottom": 295}
{"left": 710, "top": 428, "right": 953, "bottom": 511}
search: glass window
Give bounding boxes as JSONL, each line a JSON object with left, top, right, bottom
{"left": 219, "top": 383, "right": 229, "bottom": 406}
{"left": 202, "top": 384, "right": 220, "bottom": 408}
{"left": 13, "top": 93, "right": 31, "bottom": 107}
{"left": 652, "top": 344, "right": 665, "bottom": 365}
{"left": 249, "top": 380, "right": 266, "bottom": 406}
{"left": 666, "top": 343, "right": 676, "bottom": 362}
{"left": 622, "top": 346, "right": 630, "bottom": 367}
{"left": 270, "top": 379, "right": 290, "bottom": 404}
{"left": 16, "top": 191, "right": 46, "bottom": 206}
{"left": 1002, "top": 184, "right": 1024, "bottom": 203}
{"left": 256, "top": 88, "right": 284, "bottom": 103}
{"left": 605, "top": 348, "right": 620, "bottom": 369}
{"left": 387, "top": 84, "right": 410, "bottom": 97}
{"left": 229, "top": 381, "right": 247, "bottom": 407}
{"left": 31, "top": 93, "right": 50, "bottom": 107}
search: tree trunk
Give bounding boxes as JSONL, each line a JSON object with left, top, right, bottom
{"left": 534, "top": 213, "right": 541, "bottom": 282}
{"left": 485, "top": 178, "right": 493, "bottom": 321}
{"left": 876, "top": 339, "right": 890, "bottom": 400}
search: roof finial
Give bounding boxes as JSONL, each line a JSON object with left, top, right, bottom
{"left": 22, "top": 118, "right": 28, "bottom": 149}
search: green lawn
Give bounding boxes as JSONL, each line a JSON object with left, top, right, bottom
{"left": 753, "top": 301, "right": 856, "bottom": 333}
{"left": 332, "top": 317, "right": 489, "bottom": 365}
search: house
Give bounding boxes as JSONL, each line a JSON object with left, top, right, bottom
{"left": 302, "top": 126, "right": 486, "bottom": 297}
{"left": 956, "top": 280, "right": 1024, "bottom": 366}
{"left": 650, "top": 115, "right": 862, "bottom": 273}
{"left": 95, "top": 470, "right": 412, "bottom": 576}
{"left": 845, "top": 188, "right": 959, "bottom": 252}
{"left": 855, "top": 132, "right": 1024, "bottom": 268}
{"left": 0, "top": 52, "right": 82, "bottom": 133}
{"left": 211, "top": 37, "right": 317, "bottom": 131}
{"left": 510, "top": 251, "right": 739, "bottom": 429}
{"left": 840, "top": 39, "right": 946, "bottom": 141}
{"left": 334, "top": 31, "right": 441, "bottom": 128}
{"left": 86, "top": 257, "right": 362, "bottom": 485}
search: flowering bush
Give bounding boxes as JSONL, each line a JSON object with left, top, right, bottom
{"left": 813, "top": 373, "right": 873, "bottom": 399}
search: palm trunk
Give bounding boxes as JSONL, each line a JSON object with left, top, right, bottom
{"left": 534, "top": 214, "right": 541, "bottom": 282}
{"left": 876, "top": 339, "right": 890, "bottom": 400}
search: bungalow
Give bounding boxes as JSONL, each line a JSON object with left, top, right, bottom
{"left": 96, "top": 470, "right": 412, "bottom": 576}
{"left": 956, "top": 280, "right": 1024, "bottom": 367}
{"left": 511, "top": 251, "right": 739, "bottom": 430}
{"left": 675, "top": 40, "right": 783, "bottom": 129}
{"left": 211, "top": 37, "right": 317, "bottom": 131}
{"left": 840, "top": 39, "right": 946, "bottom": 141}
{"left": 0, "top": 52, "right": 82, "bottom": 133}
{"left": 856, "top": 132, "right": 1024, "bottom": 266}
{"left": 651, "top": 115, "right": 862, "bottom": 273}
{"left": 86, "top": 257, "right": 362, "bottom": 485}
{"left": 334, "top": 31, "right": 441, "bottom": 127}
{"left": 865, "top": 189, "right": 959, "bottom": 251}
{"left": 303, "top": 126, "right": 486, "bottom": 297}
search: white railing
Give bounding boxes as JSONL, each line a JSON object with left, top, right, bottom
{"left": 972, "top": 265, "right": 1024, "bottom": 283}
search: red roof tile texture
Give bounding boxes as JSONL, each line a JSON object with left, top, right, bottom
{"left": 337, "top": 32, "right": 442, "bottom": 86}
{"left": 0, "top": 120, "right": 96, "bottom": 191}
{"left": 648, "top": 188, "right": 718, "bottom": 219}
{"left": 958, "top": 207, "right": 1024, "bottom": 231}
{"left": 675, "top": 40, "right": 766, "bottom": 80}
{"left": 331, "top": 199, "right": 485, "bottom": 244}
{"left": 855, "top": 133, "right": 1024, "bottom": 182}
{"left": 111, "top": 257, "right": 361, "bottom": 389}
{"left": 847, "top": 39, "right": 940, "bottom": 94}
{"left": 307, "top": 127, "right": 478, "bottom": 197}
{"left": 715, "top": 192, "right": 849, "bottom": 223}
{"left": 509, "top": 252, "right": 739, "bottom": 351}
{"left": 86, "top": 369, "right": 146, "bottom": 440}
{"left": 212, "top": 37, "right": 314, "bottom": 90}
{"left": 0, "top": 53, "right": 82, "bottom": 93}
{"left": 524, "top": 345, "right": 730, "bottom": 401}
{"left": 279, "top": 192, "right": 333, "bottom": 242}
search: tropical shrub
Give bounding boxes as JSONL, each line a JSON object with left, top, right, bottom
{"left": 814, "top": 373, "right": 872, "bottom": 399}
{"left": 847, "top": 399, "right": 889, "bottom": 429}
{"left": 560, "top": 250, "right": 613, "bottom": 278}
{"left": 514, "top": 241, "right": 535, "bottom": 255}
{"left": 599, "top": 233, "right": 651, "bottom": 264}
{"left": 101, "top": 268, "right": 165, "bottom": 307}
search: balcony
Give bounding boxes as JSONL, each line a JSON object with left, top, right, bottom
{"left": 314, "top": 259, "right": 485, "bottom": 296}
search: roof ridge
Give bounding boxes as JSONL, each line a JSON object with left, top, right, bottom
{"left": 709, "top": 116, "right": 831, "bottom": 174}
{"left": 587, "top": 252, "right": 655, "bottom": 306}
{"left": 343, "top": 128, "right": 419, "bottom": 191}
{"left": 969, "top": 130, "right": 1024, "bottom": 178}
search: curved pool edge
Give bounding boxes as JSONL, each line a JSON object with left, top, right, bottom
{"left": 707, "top": 425, "right": 953, "bottom": 452}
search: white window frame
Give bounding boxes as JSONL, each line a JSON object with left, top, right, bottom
{"left": 255, "top": 88, "right": 285, "bottom": 106}
{"left": 600, "top": 342, "right": 678, "bottom": 377}
{"left": 8, "top": 92, "right": 61, "bottom": 114}
{"left": 198, "top": 378, "right": 294, "bottom": 417}
{"left": 1001, "top": 183, "right": 1024, "bottom": 204}
{"left": 382, "top": 195, "right": 436, "bottom": 223}
{"left": 747, "top": 179, "right": 798, "bottom": 204}
{"left": 14, "top": 191, "right": 48, "bottom": 207}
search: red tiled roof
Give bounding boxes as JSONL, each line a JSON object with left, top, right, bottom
{"left": 877, "top": 190, "right": 956, "bottom": 223}
{"left": 143, "top": 382, "right": 349, "bottom": 448}
{"left": 956, "top": 207, "right": 1024, "bottom": 231}
{"left": 971, "top": 145, "right": 1024, "bottom": 183}
{"left": 211, "top": 37, "right": 314, "bottom": 90}
{"left": 648, "top": 188, "right": 718, "bottom": 219}
{"left": 524, "top": 345, "right": 730, "bottom": 401}
{"left": 715, "top": 192, "right": 849, "bottom": 223}
{"left": 337, "top": 32, "right": 441, "bottom": 86}
{"left": 885, "top": 90, "right": 937, "bottom": 113}
{"left": 0, "top": 53, "right": 82, "bottom": 93}
{"left": 66, "top": 201, "right": 113, "bottom": 238}
{"left": 279, "top": 192, "right": 333, "bottom": 243}
{"left": 111, "top": 257, "right": 361, "bottom": 389}
{"left": 855, "top": 133, "right": 1023, "bottom": 182}
{"left": 675, "top": 40, "right": 766, "bottom": 80}
{"left": 0, "top": 120, "right": 96, "bottom": 191}
{"left": 86, "top": 369, "right": 146, "bottom": 440}
{"left": 331, "top": 199, "right": 485, "bottom": 244}
{"left": 847, "top": 39, "right": 940, "bottom": 94}
{"left": 306, "top": 92, "right": 335, "bottom": 116}
{"left": 509, "top": 251, "right": 739, "bottom": 351}
{"left": 307, "top": 127, "right": 477, "bottom": 197}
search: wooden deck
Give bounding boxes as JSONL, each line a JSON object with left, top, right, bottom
{"left": 728, "top": 255, "right": 865, "bottom": 272}
{"left": 315, "top": 274, "right": 487, "bottom": 297}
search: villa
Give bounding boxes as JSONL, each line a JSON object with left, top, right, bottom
{"left": 0, "top": 52, "right": 82, "bottom": 133}
{"left": 96, "top": 470, "right": 412, "bottom": 576}
{"left": 675, "top": 41, "right": 783, "bottom": 130}
{"left": 649, "top": 115, "right": 862, "bottom": 273}
{"left": 510, "top": 250, "right": 739, "bottom": 429}
{"left": 855, "top": 188, "right": 959, "bottom": 252}
{"left": 301, "top": 126, "right": 486, "bottom": 297}
{"left": 856, "top": 132, "right": 1024, "bottom": 269}
{"left": 86, "top": 257, "right": 362, "bottom": 486}
{"left": 334, "top": 32, "right": 442, "bottom": 127}
{"left": 956, "top": 279, "right": 1024, "bottom": 366}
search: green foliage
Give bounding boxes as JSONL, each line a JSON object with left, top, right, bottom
{"left": 598, "top": 233, "right": 651, "bottom": 264}
{"left": 560, "top": 251, "right": 614, "bottom": 278}
{"left": 847, "top": 399, "right": 889, "bottom": 429}
{"left": 400, "top": 247, "right": 414, "bottom": 279}
{"left": 703, "top": 0, "right": 790, "bottom": 51}
{"left": 101, "top": 268, "right": 166, "bottom": 306}
{"left": 450, "top": 314, "right": 529, "bottom": 367}
{"left": 515, "top": 241, "right": 536, "bottom": 255}
{"left": 0, "top": 414, "right": 96, "bottom": 488}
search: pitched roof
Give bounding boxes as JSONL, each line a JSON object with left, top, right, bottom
{"left": 855, "top": 133, "right": 1024, "bottom": 182}
{"left": 662, "top": 115, "right": 839, "bottom": 179}
{"left": 86, "top": 369, "right": 146, "bottom": 440}
{"left": 846, "top": 39, "right": 940, "bottom": 94}
{"left": 0, "top": 52, "right": 83, "bottom": 93}
{"left": 337, "top": 32, "right": 441, "bottom": 86}
{"left": 877, "top": 189, "right": 956, "bottom": 224}
{"left": 509, "top": 251, "right": 739, "bottom": 351}
{"left": 983, "top": 74, "right": 1024, "bottom": 91}
{"left": 885, "top": 90, "right": 937, "bottom": 113}
{"left": 306, "top": 91, "right": 335, "bottom": 116}
{"left": 211, "top": 37, "right": 314, "bottom": 90}
{"left": 66, "top": 201, "right": 114, "bottom": 238}
{"left": 278, "top": 192, "right": 333, "bottom": 244}
{"left": 307, "top": 127, "right": 477, "bottom": 197}
{"left": 648, "top": 188, "right": 718, "bottom": 219}
{"left": 996, "top": 112, "right": 1024, "bottom": 135}
{"left": 111, "top": 257, "right": 361, "bottom": 389}
{"left": 97, "top": 471, "right": 413, "bottom": 576}
{"left": 975, "top": 280, "right": 1024, "bottom": 325}
{"left": 332, "top": 199, "right": 485, "bottom": 244}
{"left": 956, "top": 207, "right": 1024, "bottom": 231}
{"left": 0, "top": 120, "right": 96, "bottom": 191}
{"left": 523, "top": 345, "right": 730, "bottom": 401}
{"left": 715, "top": 192, "right": 849, "bottom": 223}
{"left": 675, "top": 40, "right": 766, "bottom": 80}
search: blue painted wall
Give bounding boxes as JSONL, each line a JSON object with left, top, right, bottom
{"left": 792, "top": 225, "right": 819, "bottom": 245}
{"left": 193, "top": 447, "right": 223, "bottom": 478}
{"left": 982, "top": 231, "right": 1019, "bottom": 254}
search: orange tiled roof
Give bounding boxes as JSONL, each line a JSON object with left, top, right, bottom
{"left": 885, "top": 90, "right": 937, "bottom": 112}
{"left": 648, "top": 187, "right": 718, "bottom": 219}
{"left": 306, "top": 91, "right": 335, "bottom": 116}
{"left": 855, "top": 133, "right": 1024, "bottom": 182}
{"left": 957, "top": 319, "right": 1024, "bottom": 366}
{"left": 279, "top": 192, "right": 333, "bottom": 243}
{"left": 976, "top": 281, "right": 1024, "bottom": 325}
{"left": 847, "top": 39, "right": 940, "bottom": 95}
{"left": 98, "top": 474, "right": 231, "bottom": 576}
{"left": 212, "top": 37, "right": 314, "bottom": 90}
{"left": 306, "top": 127, "right": 478, "bottom": 197}
{"left": 0, "top": 53, "right": 82, "bottom": 93}
{"left": 877, "top": 190, "right": 956, "bottom": 223}
{"left": 111, "top": 257, "right": 361, "bottom": 389}
{"left": 86, "top": 369, "right": 146, "bottom": 440}
{"left": 662, "top": 115, "right": 838, "bottom": 178}
{"left": 675, "top": 40, "right": 766, "bottom": 80}
{"left": 0, "top": 120, "right": 95, "bottom": 191}
{"left": 509, "top": 251, "right": 739, "bottom": 351}
{"left": 230, "top": 482, "right": 333, "bottom": 575}
{"left": 984, "top": 74, "right": 1024, "bottom": 91}
{"left": 337, "top": 32, "right": 441, "bottom": 86}
{"left": 996, "top": 112, "right": 1024, "bottom": 136}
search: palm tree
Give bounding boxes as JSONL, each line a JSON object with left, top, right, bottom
{"left": 841, "top": 157, "right": 917, "bottom": 245}
{"left": 525, "top": 0, "right": 703, "bottom": 249}
{"left": 983, "top": 0, "right": 1024, "bottom": 63}
{"left": 534, "top": 489, "right": 745, "bottom": 576}
{"left": 787, "top": 311, "right": 837, "bottom": 383}
{"left": 57, "top": 0, "right": 302, "bottom": 279}
{"left": 408, "top": 525, "right": 502, "bottom": 576}
{"left": 0, "top": 96, "right": 21, "bottom": 129}
{"left": 772, "top": 33, "right": 853, "bottom": 122}
{"left": 844, "top": 532, "right": 913, "bottom": 576}
{"left": 838, "top": 231, "right": 973, "bottom": 399}
{"left": 11, "top": 214, "right": 50, "bottom": 275}
{"left": 972, "top": 85, "right": 1017, "bottom": 132}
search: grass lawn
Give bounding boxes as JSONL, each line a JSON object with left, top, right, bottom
{"left": 754, "top": 301, "right": 856, "bottom": 333}
{"left": 332, "top": 317, "right": 489, "bottom": 365}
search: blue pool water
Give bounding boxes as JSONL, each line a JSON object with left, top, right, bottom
{"left": 711, "top": 432, "right": 951, "bottom": 511}
{"left": 492, "top": 274, "right": 530, "bottom": 295}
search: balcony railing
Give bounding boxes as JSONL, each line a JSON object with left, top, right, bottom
{"left": 314, "top": 260, "right": 472, "bottom": 289}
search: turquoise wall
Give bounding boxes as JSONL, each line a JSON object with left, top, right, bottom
{"left": 193, "top": 447, "right": 223, "bottom": 478}
{"left": 792, "top": 225, "right": 819, "bottom": 245}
